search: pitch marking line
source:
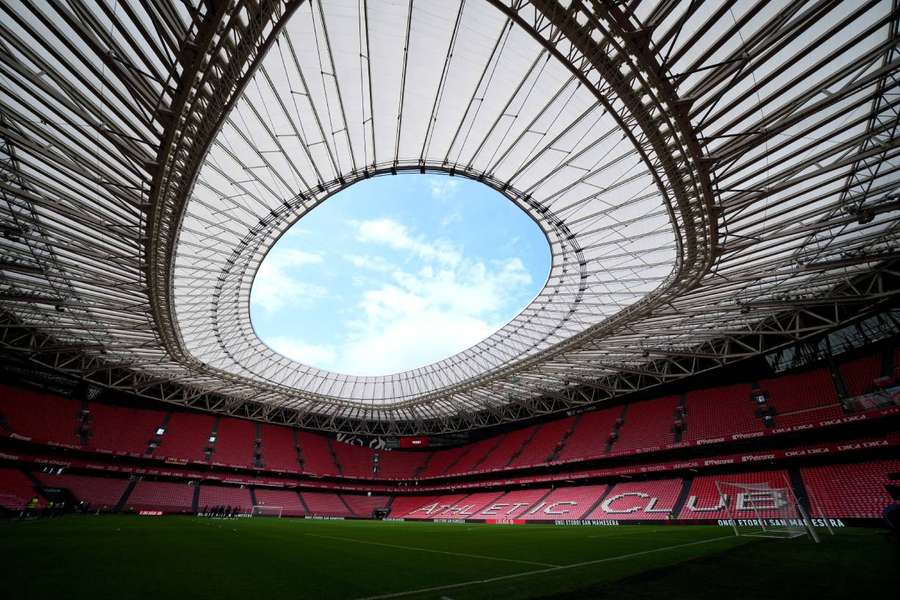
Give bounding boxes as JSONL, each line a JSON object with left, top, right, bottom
{"left": 303, "top": 533, "right": 559, "bottom": 568}
{"left": 354, "top": 535, "right": 738, "bottom": 600}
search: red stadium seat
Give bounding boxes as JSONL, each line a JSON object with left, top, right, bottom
{"left": 613, "top": 396, "right": 678, "bottom": 454}
{"left": 253, "top": 489, "right": 306, "bottom": 517}
{"left": 127, "top": 480, "right": 195, "bottom": 513}
{"left": 297, "top": 432, "right": 341, "bottom": 476}
{"left": 259, "top": 424, "right": 301, "bottom": 473}
{"left": 84, "top": 403, "right": 162, "bottom": 456}
{"left": 211, "top": 418, "right": 257, "bottom": 468}
{"left": 155, "top": 413, "right": 215, "bottom": 463}
{"left": 198, "top": 484, "right": 252, "bottom": 513}
{"left": 760, "top": 368, "right": 842, "bottom": 428}
{"left": 419, "top": 447, "right": 467, "bottom": 478}
{"left": 840, "top": 354, "right": 883, "bottom": 397}
{"left": 377, "top": 450, "right": 429, "bottom": 479}
{"left": 0, "top": 468, "right": 43, "bottom": 510}
{"left": 36, "top": 472, "right": 128, "bottom": 510}
{"left": 444, "top": 435, "right": 504, "bottom": 475}
{"left": 682, "top": 384, "right": 762, "bottom": 442}
{"left": 801, "top": 460, "right": 900, "bottom": 519}
{"left": 555, "top": 409, "right": 619, "bottom": 462}
{"left": 331, "top": 441, "right": 376, "bottom": 478}
{"left": 301, "top": 491, "right": 354, "bottom": 517}
{"left": 342, "top": 494, "right": 391, "bottom": 517}
{"left": 475, "top": 427, "right": 537, "bottom": 472}
{"left": 510, "top": 417, "right": 575, "bottom": 468}
{"left": 0, "top": 385, "right": 81, "bottom": 446}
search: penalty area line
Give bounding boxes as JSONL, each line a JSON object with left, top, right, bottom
{"left": 303, "top": 532, "right": 560, "bottom": 568}
{"left": 354, "top": 535, "right": 738, "bottom": 600}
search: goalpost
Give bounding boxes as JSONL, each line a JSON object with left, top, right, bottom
{"left": 715, "top": 480, "right": 819, "bottom": 542}
{"left": 251, "top": 505, "right": 283, "bottom": 518}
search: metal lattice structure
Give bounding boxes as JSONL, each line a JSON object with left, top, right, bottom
{"left": 1, "top": 0, "right": 898, "bottom": 434}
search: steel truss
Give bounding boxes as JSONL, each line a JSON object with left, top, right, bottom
{"left": 1, "top": 0, "right": 899, "bottom": 434}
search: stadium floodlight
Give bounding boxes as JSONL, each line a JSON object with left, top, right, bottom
{"left": 251, "top": 506, "right": 283, "bottom": 518}
{"left": 715, "top": 480, "right": 818, "bottom": 542}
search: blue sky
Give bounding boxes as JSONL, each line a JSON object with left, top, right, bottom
{"left": 250, "top": 174, "right": 550, "bottom": 376}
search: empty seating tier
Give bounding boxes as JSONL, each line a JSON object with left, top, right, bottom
{"left": 801, "top": 460, "right": 900, "bottom": 519}
{"left": 377, "top": 450, "right": 428, "bottom": 480}
{"left": 509, "top": 417, "right": 574, "bottom": 469}
{"left": 0, "top": 385, "right": 81, "bottom": 446}
{"left": 259, "top": 424, "right": 300, "bottom": 473}
{"left": 683, "top": 384, "right": 761, "bottom": 442}
{"left": 613, "top": 396, "right": 678, "bottom": 454}
{"left": 0, "top": 468, "right": 42, "bottom": 510}
{"left": 760, "top": 368, "right": 842, "bottom": 427}
{"left": 840, "top": 354, "right": 883, "bottom": 397}
{"left": 211, "top": 418, "right": 256, "bottom": 468}
{"left": 297, "top": 432, "right": 340, "bottom": 476}
{"left": 444, "top": 436, "right": 502, "bottom": 475}
{"left": 155, "top": 413, "right": 215, "bottom": 463}
{"left": 342, "top": 494, "right": 390, "bottom": 517}
{"left": 331, "top": 441, "right": 375, "bottom": 478}
{"left": 36, "top": 472, "right": 128, "bottom": 510}
{"left": 127, "top": 480, "right": 194, "bottom": 513}
{"left": 198, "top": 484, "right": 252, "bottom": 513}
{"left": 555, "top": 409, "right": 619, "bottom": 462}
{"left": 252, "top": 489, "right": 306, "bottom": 517}
{"left": 301, "top": 491, "right": 353, "bottom": 517}
{"left": 419, "top": 447, "right": 467, "bottom": 478}
{"left": 85, "top": 403, "right": 161, "bottom": 456}
{"left": 476, "top": 427, "right": 537, "bottom": 472}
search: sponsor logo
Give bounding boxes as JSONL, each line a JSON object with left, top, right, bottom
{"left": 717, "top": 518, "right": 844, "bottom": 528}
{"left": 703, "top": 459, "right": 734, "bottom": 466}
{"left": 741, "top": 454, "right": 775, "bottom": 462}
{"left": 433, "top": 519, "right": 465, "bottom": 524}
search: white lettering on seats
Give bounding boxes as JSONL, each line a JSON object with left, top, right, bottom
{"left": 481, "top": 503, "right": 508, "bottom": 516}
{"left": 544, "top": 501, "right": 577, "bottom": 515}
{"left": 600, "top": 492, "right": 651, "bottom": 514}
{"left": 685, "top": 495, "right": 727, "bottom": 512}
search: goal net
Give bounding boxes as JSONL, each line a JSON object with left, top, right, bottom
{"left": 251, "top": 505, "right": 283, "bottom": 518}
{"left": 715, "top": 480, "right": 818, "bottom": 541}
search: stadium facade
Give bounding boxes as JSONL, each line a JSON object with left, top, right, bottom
{"left": 0, "top": 0, "right": 899, "bottom": 529}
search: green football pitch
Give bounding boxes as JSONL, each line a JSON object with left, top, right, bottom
{"left": 2, "top": 516, "right": 897, "bottom": 600}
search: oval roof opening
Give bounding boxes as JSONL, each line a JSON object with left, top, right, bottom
{"left": 251, "top": 174, "right": 550, "bottom": 376}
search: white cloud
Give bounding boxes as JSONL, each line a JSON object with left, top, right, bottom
{"left": 266, "top": 336, "right": 336, "bottom": 367}
{"left": 441, "top": 210, "right": 462, "bottom": 226}
{"left": 250, "top": 248, "right": 326, "bottom": 312}
{"left": 355, "top": 218, "right": 461, "bottom": 265}
{"left": 345, "top": 254, "right": 394, "bottom": 272}
{"left": 336, "top": 255, "right": 533, "bottom": 375}
{"left": 429, "top": 177, "right": 459, "bottom": 199}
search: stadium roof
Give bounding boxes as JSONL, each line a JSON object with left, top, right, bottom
{"left": 1, "top": 0, "right": 898, "bottom": 434}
